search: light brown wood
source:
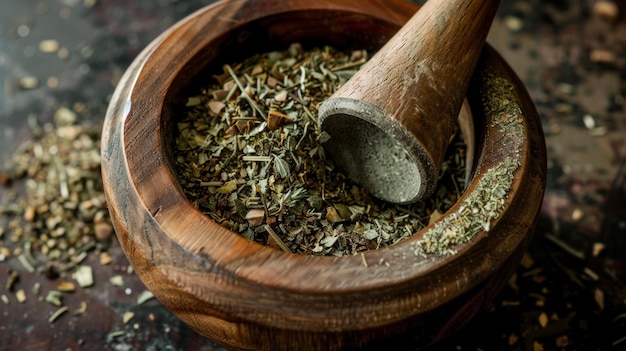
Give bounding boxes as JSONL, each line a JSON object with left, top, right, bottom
{"left": 101, "top": 0, "right": 546, "bottom": 350}
{"left": 319, "top": 0, "right": 501, "bottom": 204}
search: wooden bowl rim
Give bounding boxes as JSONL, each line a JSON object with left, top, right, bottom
{"left": 108, "top": 0, "right": 543, "bottom": 296}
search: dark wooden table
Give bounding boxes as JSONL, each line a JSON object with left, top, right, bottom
{"left": 1, "top": 0, "right": 625, "bottom": 350}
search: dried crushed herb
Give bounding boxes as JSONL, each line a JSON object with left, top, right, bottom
{"left": 0, "top": 108, "right": 112, "bottom": 270}
{"left": 0, "top": 106, "right": 114, "bottom": 326}
{"left": 414, "top": 73, "right": 525, "bottom": 257}
{"left": 173, "top": 43, "right": 468, "bottom": 256}
{"left": 48, "top": 306, "right": 69, "bottom": 324}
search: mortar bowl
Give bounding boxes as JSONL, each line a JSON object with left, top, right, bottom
{"left": 101, "top": 0, "right": 547, "bottom": 350}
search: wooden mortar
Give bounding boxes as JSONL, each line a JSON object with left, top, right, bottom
{"left": 101, "top": 0, "right": 547, "bottom": 350}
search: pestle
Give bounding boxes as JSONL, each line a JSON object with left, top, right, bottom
{"left": 319, "top": 0, "right": 501, "bottom": 204}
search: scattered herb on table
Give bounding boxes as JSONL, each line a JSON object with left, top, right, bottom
{"left": 0, "top": 107, "right": 113, "bottom": 270}
{"left": 0, "top": 107, "right": 115, "bottom": 322}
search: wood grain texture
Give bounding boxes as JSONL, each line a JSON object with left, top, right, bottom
{"left": 101, "top": 0, "right": 546, "bottom": 350}
{"left": 319, "top": 0, "right": 502, "bottom": 203}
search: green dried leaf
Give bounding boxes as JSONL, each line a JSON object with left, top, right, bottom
{"left": 186, "top": 96, "right": 202, "bottom": 107}
{"left": 363, "top": 229, "right": 379, "bottom": 240}
{"left": 307, "top": 195, "right": 323, "bottom": 210}
{"left": 258, "top": 179, "right": 269, "bottom": 194}
{"left": 273, "top": 155, "right": 290, "bottom": 178}
{"left": 320, "top": 236, "right": 339, "bottom": 248}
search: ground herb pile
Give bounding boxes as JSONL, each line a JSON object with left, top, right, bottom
{"left": 173, "top": 44, "right": 469, "bottom": 256}
{"left": 414, "top": 73, "right": 525, "bottom": 257}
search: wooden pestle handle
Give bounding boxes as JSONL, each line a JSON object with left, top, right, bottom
{"left": 319, "top": 0, "right": 501, "bottom": 204}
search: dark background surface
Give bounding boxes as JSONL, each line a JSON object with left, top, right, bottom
{"left": 1, "top": 0, "right": 625, "bottom": 350}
